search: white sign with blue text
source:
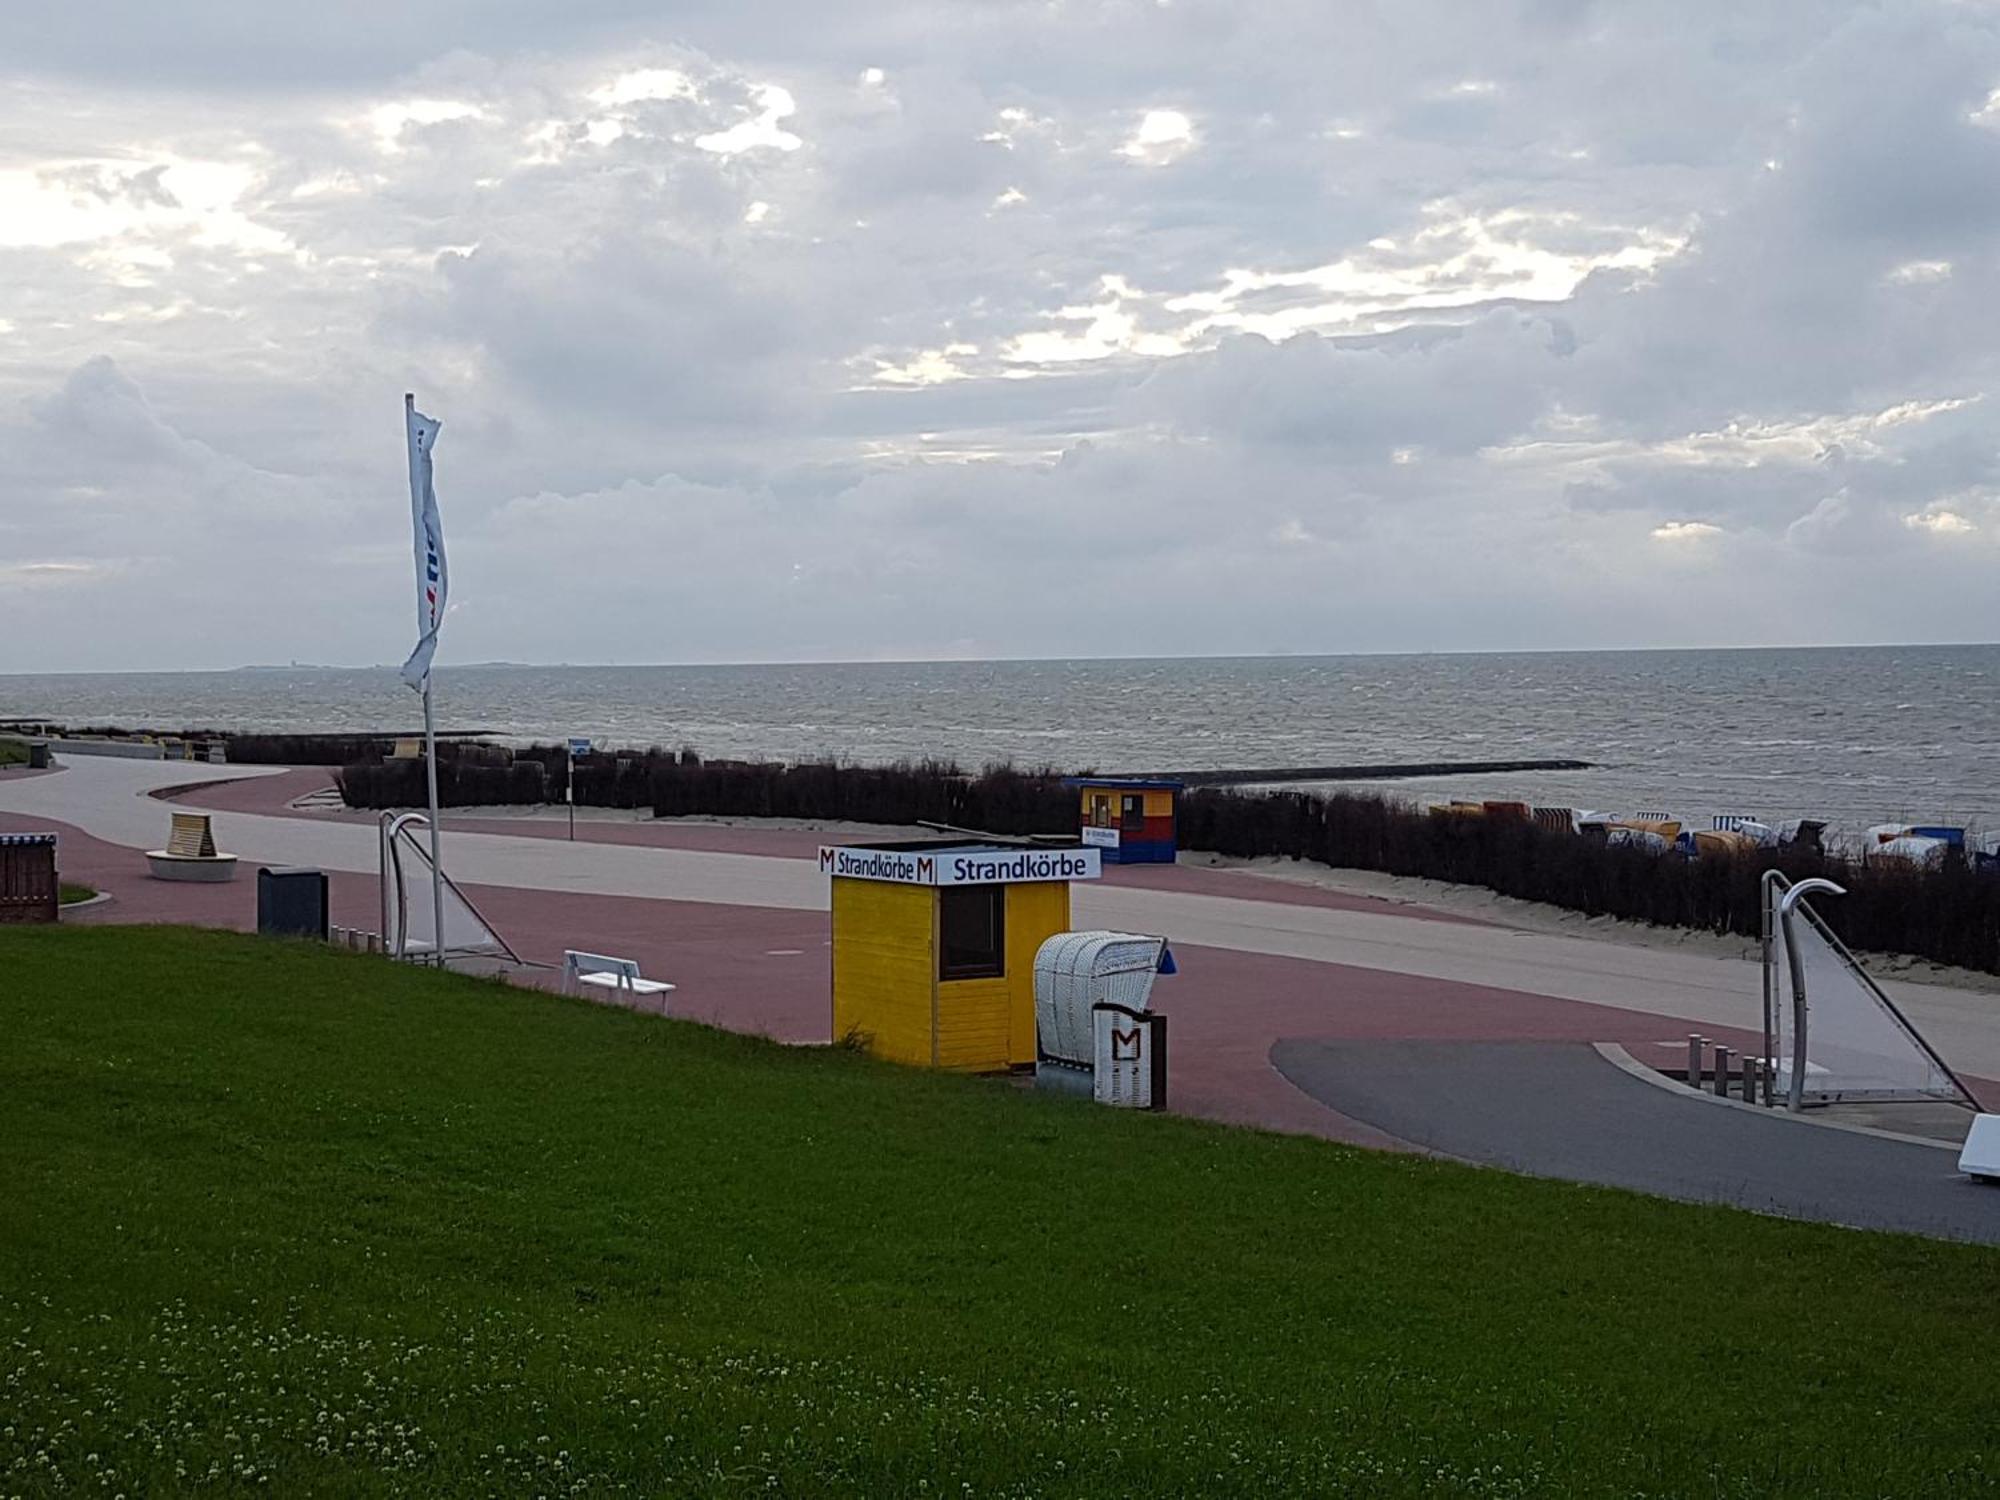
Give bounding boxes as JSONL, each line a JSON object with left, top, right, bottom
{"left": 819, "top": 845, "right": 1101, "bottom": 887}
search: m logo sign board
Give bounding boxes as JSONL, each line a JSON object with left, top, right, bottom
{"left": 1091, "top": 1002, "right": 1166, "bottom": 1110}
{"left": 820, "top": 845, "right": 1100, "bottom": 887}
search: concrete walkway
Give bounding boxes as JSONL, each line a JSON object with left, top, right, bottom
{"left": 7, "top": 755, "right": 1997, "bottom": 1082}
{"left": 1272, "top": 1040, "right": 2000, "bottom": 1243}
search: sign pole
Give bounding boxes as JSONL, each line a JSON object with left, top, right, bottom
{"left": 567, "top": 743, "right": 575, "bottom": 842}
{"left": 421, "top": 675, "right": 445, "bottom": 965}
{"left": 401, "top": 390, "right": 450, "bottom": 967}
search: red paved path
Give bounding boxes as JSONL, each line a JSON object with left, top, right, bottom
{"left": 12, "top": 802, "right": 1858, "bottom": 1146}
{"left": 163, "top": 768, "right": 1488, "bottom": 924}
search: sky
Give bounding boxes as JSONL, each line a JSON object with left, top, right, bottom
{"left": 3, "top": 0, "right": 2000, "bottom": 671}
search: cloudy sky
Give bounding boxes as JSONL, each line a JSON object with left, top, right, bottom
{"left": 3, "top": 1, "right": 1999, "bottom": 671}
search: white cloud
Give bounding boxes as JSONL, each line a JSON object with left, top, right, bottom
{"left": 369, "top": 98, "right": 487, "bottom": 152}
{"left": 590, "top": 68, "right": 695, "bottom": 108}
{"left": 1651, "top": 520, "right": 1723, "bottom": 541}
{"left": 1905, "top": 508, "right": 1975, "bottom": 535}
{"left": 1887, "top": 258, "right": 1952, "bottom": 284}
{"left": 696, "top": 84, "right": 803, "bottom": 154}
{"left": 0, "top": 560, "right": 105, "bottom": 591}
{"left": 6, "top": 3, "right": 2000, "bottom": 669}
{"left": 1120, "top": 108, "right": 1195, "bottom": 164}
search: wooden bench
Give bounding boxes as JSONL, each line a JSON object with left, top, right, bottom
{"left": 147, "top": 812, "right": 239, "bottom": 882}
{"left": 561, "top": 950, "right": 676, "bottom": 1010}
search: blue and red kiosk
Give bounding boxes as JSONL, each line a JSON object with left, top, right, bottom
{"left": 1065, "top": 777, "right": 1183, "bottom": 864}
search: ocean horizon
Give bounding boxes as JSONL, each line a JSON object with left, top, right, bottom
{"left": 5, "top": 643, "right": 1998, "bottom": 832}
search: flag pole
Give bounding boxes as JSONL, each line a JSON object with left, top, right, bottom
{"left": 408, "top": 392, "right": 447, "bottom": 966}
{"left": 422, "top": 671, "right": 445, "bottom": 965}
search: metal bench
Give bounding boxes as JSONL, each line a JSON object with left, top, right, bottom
{"left": 561, "top": 950, "right": 676, "bottom": 1009}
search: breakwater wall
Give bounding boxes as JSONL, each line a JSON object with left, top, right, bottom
{"left": 1138, "top": 759, "right": 1591, "bottom": 787}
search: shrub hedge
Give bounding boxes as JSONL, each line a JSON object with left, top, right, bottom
{"left": 1176, "top": 789, "right": 2000, "bottom": 973}
{"left": 332, "top": 753, "right": 2000, "bottom": 973}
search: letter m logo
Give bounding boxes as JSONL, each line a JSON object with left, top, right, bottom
{"left": 1112, "top": 1027, "right": 1143, "bottom": 1061}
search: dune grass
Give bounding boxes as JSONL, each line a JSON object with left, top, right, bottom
{"left": 0, "top": 737, "right": 28, "bottom": 767}
{"left": 4, "top": 926, "right": 1999, "bottom": 1496}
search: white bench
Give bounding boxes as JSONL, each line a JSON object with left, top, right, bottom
{"left": 561, "top": 950, "right": 675, "bottom": 1008}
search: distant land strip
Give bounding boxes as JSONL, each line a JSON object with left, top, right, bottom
{"left": 1134, "top": 759, "right": 1593, "bottom": 787}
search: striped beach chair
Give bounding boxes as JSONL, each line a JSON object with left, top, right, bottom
{"left": 166, "top": 812, "right": 219, "bottom": 859}
{"left": 1711, "top": 814, "right": 1760, "bottom": 832}
{"left": 1532, "top": 806, "right": 1575, "bottom": 832}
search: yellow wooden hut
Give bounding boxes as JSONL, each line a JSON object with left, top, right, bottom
{"left": 821, "top": 841, "right": 1101, "bottom": 1072}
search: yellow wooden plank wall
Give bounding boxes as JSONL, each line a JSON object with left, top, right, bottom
{"left": 831, "top": 879, "right": 936, "bottom": 1066}
{"left": 1004, "top": 881, "right": 1070, "bottom": 1067}
{"left": 935, "top": 976, "right": 1012, "bottom": 1071}
{"left": 834, "top": 875, "right": 1076, "bottom": 1073}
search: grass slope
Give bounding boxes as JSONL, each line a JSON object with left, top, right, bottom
{"left": 3, "top": 927, "right": 1998, "bottom": 1497}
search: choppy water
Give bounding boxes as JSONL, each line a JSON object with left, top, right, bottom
{"left": 3, "top": 646, "right": 1996, "bottom": 832}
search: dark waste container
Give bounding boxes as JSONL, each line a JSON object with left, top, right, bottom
{"left": 27, "top": 741, "right": 49, "bottom": 769}
{"left": 257, "top": 867, "right": 329, "bottom": 940}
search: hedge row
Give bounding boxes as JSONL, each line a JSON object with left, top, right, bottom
{"left": 337, "top": 753, "right": 1075, "bottom": 830}
{"left": 6, "top": 725, "right": 394, "bottom": 765}
{"left": 337, "top": 744, "right": 698, "bottom": 811}
{"left": 332, "top": 753, "right": 2000, "bottom": 973}
{"left": 227, "top": 733, "right": 505, "bottom": 765}
{"left": 224, "top": 734, "right": 392, "bottom": 765}
{"left": 650, "top": 759, "right": 1075, "bottom": 832}
{"left": 1177, "top": 789, "right": 2000, "bottom": 974}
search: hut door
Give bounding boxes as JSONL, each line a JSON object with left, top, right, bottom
{"left": 1091, "top": 793, "right": 1115, "bottom": 828}
{"left": 1120, "top": 794, "right": 1145, "bottom": 834}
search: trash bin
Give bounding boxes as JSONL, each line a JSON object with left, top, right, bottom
{"left": 257, "top": 867, "right": 329, "bottom": 940}
{"left": 27, "top": 741, "right": 49, "bottom": 769}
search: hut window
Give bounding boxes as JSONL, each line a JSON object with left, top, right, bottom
{"left": 1121, "top": 794, "right": 1145, "bottom": 832}
{"left": 939, "top": 884, "right": 1005, "bottom": 979}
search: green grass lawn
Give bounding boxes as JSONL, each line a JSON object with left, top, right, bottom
{"left": 0, "top": 737, "right": 27, "bottom": 767}
{"left": 4, "top": 928, "right": 1999, "bottom": 1497}
{"left": 56, "top": 883, "right": 94, "bottom": 906}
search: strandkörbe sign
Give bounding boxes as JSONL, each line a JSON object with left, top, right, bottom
{"left": 819, "top": 845, "right": 1101, "bottom": 887}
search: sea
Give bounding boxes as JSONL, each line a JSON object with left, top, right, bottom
{"left": 4, "top": 645, "right": 1997, "bottom": 833}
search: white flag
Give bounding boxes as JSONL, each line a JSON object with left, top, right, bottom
{"left": 399, "top": 396, "right": 448, "bottom": 692}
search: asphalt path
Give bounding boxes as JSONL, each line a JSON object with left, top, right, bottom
{"left": 1271, "top": 1039, "right": 2000, "bottom": 1242}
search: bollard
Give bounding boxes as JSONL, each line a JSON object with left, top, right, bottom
{"left": 1687, "top": 1033, "right": 1704, "bottom": 1089}
{"left": 1742, "top": 1056, "right": 1762, "bottom": 1103}
{"left": 365, "top": 930, "right": 382, "bottom": 955}
{"left": 331, "top": 925, "right": 348, "bottom": 948}
{"left": 1713, "top": 1046, "right": 1733, "bottom": 1096}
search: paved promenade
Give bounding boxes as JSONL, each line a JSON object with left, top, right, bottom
{"left": 6, "top": 757, "right": 1996, "bottom": 1182}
